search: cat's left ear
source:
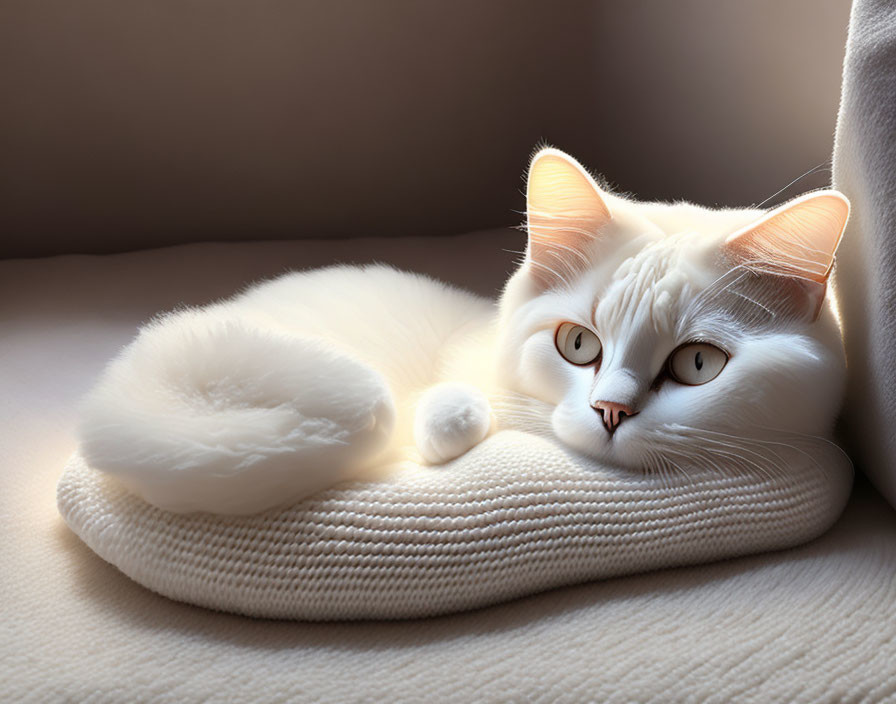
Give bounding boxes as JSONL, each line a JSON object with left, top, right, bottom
{"left": 723, "top": 190, "right": 850, "bottom": 320}
{"left": 526, "top": 148, "right": 612, "bottom": 288}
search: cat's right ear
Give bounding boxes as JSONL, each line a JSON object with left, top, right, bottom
{"left": 526, "top": 148, "right": 612, "bottom": 288}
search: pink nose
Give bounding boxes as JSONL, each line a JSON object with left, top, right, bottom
{"left": 592, "top": 401, "right": 637, "bottom": 433}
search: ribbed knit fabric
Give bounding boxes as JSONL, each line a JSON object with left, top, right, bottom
{"left": 57, "top": 430, "right": 852, "bottom": 621}
{"left": 833, "top": 0, "right": 896, "bottom": 510}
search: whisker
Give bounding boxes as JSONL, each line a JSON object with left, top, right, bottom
{"left": 754, "top": 162, "right": 830, "bottom": 209}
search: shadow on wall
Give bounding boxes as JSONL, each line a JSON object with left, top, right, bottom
{"left": 0, "top": 0, "right": 851, "bottom": 257}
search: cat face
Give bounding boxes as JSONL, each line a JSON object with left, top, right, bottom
{"left": 497, "top": 148, "right": 850, "bottom": 477}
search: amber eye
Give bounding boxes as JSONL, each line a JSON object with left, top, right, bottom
{"left": 668, "top": 343, "right": 728, "bottom": 385}
{"left": 555, "top": 323, "right": 602, "bottom": 366}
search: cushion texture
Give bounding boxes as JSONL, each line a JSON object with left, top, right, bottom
{"left": 833, "top": 0, "right": 896, "bottom": 510}
{"left": 57, "top": 429, "right": 852, "bottom": 620}
{"left": 6, "top": 233, "right": 896, "bottom": 701}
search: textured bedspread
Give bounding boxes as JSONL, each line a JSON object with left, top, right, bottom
{"left": 3, "top": 234, "right": 896, "bottom": 701}
{"left": 834, "top": 0, "right": 896, "bottom": 511}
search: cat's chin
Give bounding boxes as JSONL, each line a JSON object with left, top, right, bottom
{"left": 550, "top": 410, "right": 643, "bottom": 469}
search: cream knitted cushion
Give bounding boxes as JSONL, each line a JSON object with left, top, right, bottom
{"left": 57, "top": 430, "right": 852, "bottom": 621}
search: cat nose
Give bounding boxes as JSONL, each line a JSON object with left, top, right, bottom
{"left": 592, "top": 401, "right": 637, "bottom": 434}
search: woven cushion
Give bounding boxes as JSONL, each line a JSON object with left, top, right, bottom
{"left": 56, "top": 430, "right": 852, "bottom": 621}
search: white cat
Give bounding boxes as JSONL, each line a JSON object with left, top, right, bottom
{"left": 77, "top": 148, "right": 850, "bottom": 514}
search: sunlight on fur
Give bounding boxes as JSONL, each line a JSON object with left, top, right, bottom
{"left": 76, "top": 148, "right": 851, "bottom": 514}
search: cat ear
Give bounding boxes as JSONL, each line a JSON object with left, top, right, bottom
{"left": 526, "top": 148, "right": 612, "bottom": 288}
{"left": 723, "top": 190, "right": 850, "bottom": 320}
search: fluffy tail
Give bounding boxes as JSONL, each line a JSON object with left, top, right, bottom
{"left": 77, "top": 308, "right": 395, "bottom": 514}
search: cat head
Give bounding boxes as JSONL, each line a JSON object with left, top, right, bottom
{"left": 497, "top": 148, "right": 850, "bottom": 476}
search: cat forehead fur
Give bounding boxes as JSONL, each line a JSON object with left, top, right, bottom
{"left": 500, "top": 193, "right": 768, "bottom": 331}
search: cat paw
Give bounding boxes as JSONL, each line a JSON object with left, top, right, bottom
{"left": 414, "top": 382, "right": 493, "bottom": 464}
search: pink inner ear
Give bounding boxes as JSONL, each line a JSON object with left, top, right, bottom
{"left": 526, "top": 150, "right": 612, "bottom": 286}
{"left": 724, "top": 192, "right": 850, "bottom": 284}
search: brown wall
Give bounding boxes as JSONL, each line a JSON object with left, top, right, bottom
{"left": 0, "top": 0, "right": 852, "bottom": 258}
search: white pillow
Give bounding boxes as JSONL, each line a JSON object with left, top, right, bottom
{"left": 57, "top": 430, "right": 852, "bottom": 620}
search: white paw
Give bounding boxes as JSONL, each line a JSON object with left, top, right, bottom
{"left": 414, "top": 382, "right": 492, "bottom": 465}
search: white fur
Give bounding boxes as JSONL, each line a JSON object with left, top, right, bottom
{"left": 498, "top": 201, "right": 846, "bottom": 477}
{"left": 78, "top": 153, "right": 849, "bottom": 514}
{"left": 413, "top": 383, "right": 493, "bottom": 464}
{"left": 78, "top": 266, "right": 496, "bottom": 513}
